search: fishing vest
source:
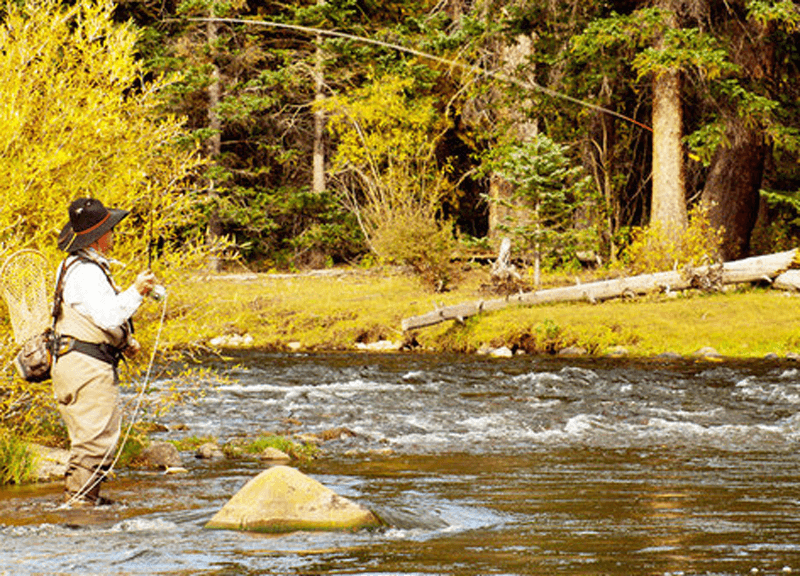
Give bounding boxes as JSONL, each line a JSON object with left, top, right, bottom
{"left": 54, "top": 256, "right": 131, "bottom": 366}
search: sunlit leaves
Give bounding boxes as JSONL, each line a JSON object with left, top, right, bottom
{"left": 747, "top": 0, "right": 800, "bottom": 32}
{"left": 0, "top": 0, "right": 209, "bottom": 426}
{"left": 320, "top": 72, "right": 445, "bottom": 198}
{"left": 318, "top": 71, "right": 456, "bottom": 288}
{"left": 571, "top": 8, "right": 738, "bottom": 81}
{"left": 0, "top": 0, "right": 201, "bottom": 271}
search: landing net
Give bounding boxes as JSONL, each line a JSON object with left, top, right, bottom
{"left": 0, "top": 250, "right": 51, "bottom": 345}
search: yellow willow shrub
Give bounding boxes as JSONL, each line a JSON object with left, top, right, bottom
{"left": 0, "top": 0, "right": 205, "bottom": 264}
{"left": 0, "top": 0, "right": 210, "bottom": 436}
{"left": 318, "top": 73, "right": 457, "bottom": 289}
{"left": 623, "top": 202, "right": 724, "bottom": 274}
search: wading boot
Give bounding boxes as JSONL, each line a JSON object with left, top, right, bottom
{"left": 64, "top": 482, "right": 115, "bottom": 507}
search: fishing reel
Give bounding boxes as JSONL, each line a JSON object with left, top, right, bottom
{"left": 151, "top": 284, "right": 167, "bottom": 301}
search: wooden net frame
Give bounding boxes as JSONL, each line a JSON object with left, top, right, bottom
{"left": 0, "top": 250, "right": 51, "bottom": 345}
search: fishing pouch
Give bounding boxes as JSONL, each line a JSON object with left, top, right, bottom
{"left": 13, "top": 329, "right": 54, "bottom": 383}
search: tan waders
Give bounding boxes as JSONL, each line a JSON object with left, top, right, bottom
{"left": 52, "top": 305, "right": 126, "bottom": 506}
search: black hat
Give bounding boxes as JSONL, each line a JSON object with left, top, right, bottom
{"left": 57, "top": 198, "right": 129, "bottom": 253}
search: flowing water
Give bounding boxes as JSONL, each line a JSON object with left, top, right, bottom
{"left": 3, "top": 352, "right": 800, "bottom": 575}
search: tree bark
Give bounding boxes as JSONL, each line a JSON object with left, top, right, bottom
{"left": 312, "top": 0, "right": 326, "bottom": 194}
{"left": 650, "top": 3, "right": 687, "bottom": 239}
{"left": 206, "top": 16, "right": 223, "bottom": 273}
{"left": 699, "top": 7, "right": 774, "bottom": 261}
{"left": 700, "top": 118, "right": 766, "bottom": 261}
{"left": 488, "top": 33, "right": 538, "bottom": 240}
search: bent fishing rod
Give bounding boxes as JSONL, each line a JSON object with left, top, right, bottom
{"left": 181, "top": 16, "right": 652, "bottom": 133}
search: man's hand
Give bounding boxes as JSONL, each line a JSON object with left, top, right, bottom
{"left": 124, "top": 337, "right": 141, "bottom": 358}
{"left": 134, "top": 270, "right": 157, "bottom": 296}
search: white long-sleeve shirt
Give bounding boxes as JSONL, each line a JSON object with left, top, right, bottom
{"left": 60, "top": 249, "right": 143, "bottom": 332}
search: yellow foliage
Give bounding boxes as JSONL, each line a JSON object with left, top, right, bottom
{"left": 623, "top": 202, "right": 724, "bottom": 274}
{"left": 317, "top": 72, "right": 455, "bottom": 288}
{"left": 0, "top": 0, "right": 204, "bottom": 268}
{"left": 0, "top": 0, "right": 209, "bottom": 437}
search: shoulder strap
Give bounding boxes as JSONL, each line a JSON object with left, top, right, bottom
{"left": 52, "top": 254, "right": 135, "bottom": 337}
{"left": 51, "top": 257, "right": 82, "bottom": 323}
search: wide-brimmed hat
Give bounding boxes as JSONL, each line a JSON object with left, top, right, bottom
{"left": 57, "top": 198, "right": 129, "bottom": 253}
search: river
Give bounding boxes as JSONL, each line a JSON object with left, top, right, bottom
{"left": 2, "top": 352, "right": 800, "bottom": 575}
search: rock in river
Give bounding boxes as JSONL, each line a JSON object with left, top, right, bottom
{"left": 139, "top": 441, "right": 182, "bottom": 469}
{"left": 205, "top": 465, "right": 383, "bottom": 533}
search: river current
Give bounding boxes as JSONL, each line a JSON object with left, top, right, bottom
{"left": 2, "top": 352, "right": 800, "bottom": 575}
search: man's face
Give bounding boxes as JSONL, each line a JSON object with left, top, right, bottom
{"left": 95, "top": 229, "right": 114, "bottom": 254}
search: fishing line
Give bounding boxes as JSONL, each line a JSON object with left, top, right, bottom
{"left": 63, "top": 291, "right": 169, "bottom": 507}
{"left": 183, "top": 16, "right": 652, "bottom": 132}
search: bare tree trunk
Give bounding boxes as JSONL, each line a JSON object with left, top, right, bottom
{"left": 488, "top": 33, "right": 538, "bottom": 240}
{"left": 700, "top": 6, "right": 773, "bottom": 261}
{"left": 587, "top": 112, "right": 620, "bottom": 262}
{"left": 312, "top": 0, "right": 326, "bottom": 193}
{"left": 488, "top": 175, "right": 514, "bottom": 236}
{"left": 650, "top": 3, "right": 687, "bottom": 240}
{"left": 206, "top": 16, "right": 223, "bottom": 273}
{"left": 533, "top": 201, "right": 541, "bottom": 287}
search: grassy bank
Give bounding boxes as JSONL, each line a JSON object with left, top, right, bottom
{"left": 153, "top": 265, "right": 800, "bottom": 360}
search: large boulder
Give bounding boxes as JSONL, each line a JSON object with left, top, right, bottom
{"left": 205, "top": 465, "right": 383, "bottom": 533}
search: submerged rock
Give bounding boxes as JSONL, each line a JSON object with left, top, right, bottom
{"left": 196, "top": 442, "right": 225, "bottom": 460}
{"left": 205, "top": 465, "right": 383, "bottom": 533}
{"left": 258, "top": 447, "right": 291, "bottom": 461}
{"left": 139, "top": 441, "right": 182, "bottom": 470}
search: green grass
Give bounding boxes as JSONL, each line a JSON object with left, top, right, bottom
{"left": 155, "top": 266, "right": 800, "bottom": 360}
{"left": 219, "top": 435, "right": 318, "bottom": 461}
{"left": 241, "top": 435, "right": 319, "bottom": 461}
{"left": 0, "top": 434, "right": 38, "bottom": 485}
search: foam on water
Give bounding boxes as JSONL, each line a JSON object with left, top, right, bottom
{"left": 150, "top": 357, "right": 800, "bottom": 455}
{"left": 109, "top": 517, "right": 178, "bottom": 532}
{"left": 7, "top": 354, "right": 800, "bottom": 576}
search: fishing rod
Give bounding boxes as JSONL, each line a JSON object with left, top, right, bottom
{"left": 147, "top": 179, "right": 167, "bottom": 300}
{"left": 183, "top": 16, "right": 653, "bottom": 133}
{"left": 64, "top": 187, "right": 167, "bottom": 507}
{"left": 148, "top": 182, "right": 154, "bottom": 269}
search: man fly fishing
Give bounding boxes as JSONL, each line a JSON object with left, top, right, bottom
{"left": 53, "top": 198, "right": 157, "bottom": 506}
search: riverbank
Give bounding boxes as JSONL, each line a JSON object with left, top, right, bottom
{"left": 152, "top": 264, "right": 800, "bottom": 361}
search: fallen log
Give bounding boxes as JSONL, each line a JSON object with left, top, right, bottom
{"left": 773, "top": 269, "right": 800, "bottom": 291}
{"left": 401, "top": 249, "right": 797, "bottom": 332}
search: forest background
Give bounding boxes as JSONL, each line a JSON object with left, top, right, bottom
{"left": 0, "top": 0, "right": 799, "bottom": 466}
{"left": 2, "top": 0, "right": 800, "bottom": 292}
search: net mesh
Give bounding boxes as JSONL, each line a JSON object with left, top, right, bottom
{"left": 0, "top": 250, "right": 51, "bottom": 345}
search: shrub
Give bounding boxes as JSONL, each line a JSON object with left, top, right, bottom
{"left": 319, "top": 73, "right": 455, "bottom": 289}
{"left": 623, "top": 202, "right": 724, "bottom": 274}
{"left": 370, "top": 207, "right": 457, "bottom": 292}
